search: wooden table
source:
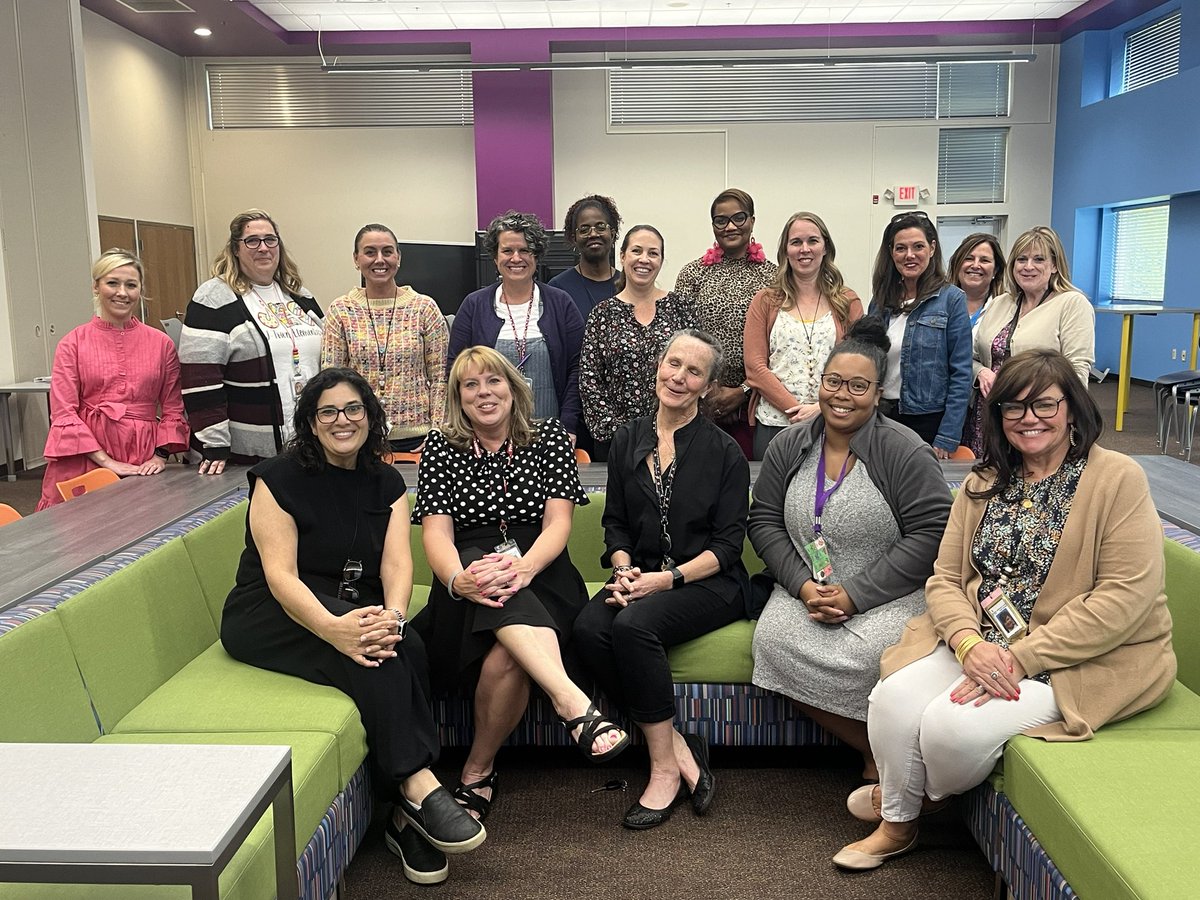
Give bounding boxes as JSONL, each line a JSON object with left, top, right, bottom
{"left": 0, "top": 380, "right": 50, "bottom": 482}
{"left": 1095, "top": 305, "right": 1200, "bottom": 431}
{"left": 0, "top": 743, "right": 296, "bottom": 899}
{"left": 0, "top": 466, "right": 242, "bottom": 613}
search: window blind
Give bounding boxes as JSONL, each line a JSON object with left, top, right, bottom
{"left": 937, "top": 128, "right": 1008, "bottom": 204}
{"left": 1122, "top": 10, "right": 1182, "bottom": 94}
{"left": 1109, "top": 203, "right": 1170, "bottom": 302}
{"left": 937, "top": 62, "right": 1010, "bottom": 118}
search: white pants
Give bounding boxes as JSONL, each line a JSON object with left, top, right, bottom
{"left": 866, "top": 645, "right": 1062, "bottom": 822}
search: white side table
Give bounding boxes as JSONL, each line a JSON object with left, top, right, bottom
{"left": 0, "top": 380, "right": 50, "bottom": 482}
{"left": 0, "top": 743, "right": 297, "bottom": 899}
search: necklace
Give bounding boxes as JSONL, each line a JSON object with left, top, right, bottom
{"left": 575, "top": 265, "right": 614, "bottom": 309}
{"left": 364, "top": 290, "right": 400, "bottom": 395}
{"left": 650, "top": 429, "right": 677, "bottom": 570}
{"left": 794, "top": 294, "right": 825, "bottom": 389}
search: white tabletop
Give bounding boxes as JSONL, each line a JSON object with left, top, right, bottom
{"left": 0, "top": 743, "right": 291, "bottom": 866}
{"left": 0, "top": 380, "right": 51, "bottom": 393}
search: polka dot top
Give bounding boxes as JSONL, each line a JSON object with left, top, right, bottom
{"left": 412, "top": 417, "right": 588, "bottom": 528}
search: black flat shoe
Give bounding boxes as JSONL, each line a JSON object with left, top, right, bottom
{"left": 622, "top": 786, "right": 688, "bottom": 831}
{"left": 385, "top": 818, "right": 448, "bottom": 885}
{"left": 453, "top": 770, "right": 498, "bottom": 823}
{"left": 396, "top": 787, "right": 487, "bottom": 854}
{"left": 683, "top": 733, "right": 716, "bottom": 815}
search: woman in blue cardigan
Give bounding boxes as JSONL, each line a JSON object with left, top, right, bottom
{"left": 449, "top": 211, "right": 585, "bottom": 441}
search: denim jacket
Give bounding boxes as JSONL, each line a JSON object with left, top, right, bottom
{"left": 869, "top": 283, "right": 972, "bottom": 453}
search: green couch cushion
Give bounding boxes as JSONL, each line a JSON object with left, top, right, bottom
{"left": 1100, "top": 681, "right": 1200, "bottom": 732}
{"left": 1005, "top": 731, "right": 1200, "bottom": 900}
{"left": 670, "top": 619, "right": 756, "bottom": 683}
{"left": 180, "top": 502, "right": 248, "bottom": 631}
{"left": 96, "top": 730, "right": 340, "bottom": 858}
{"left": 0, "top": 612, "right": 99, "bottom": 743}
{"left": 568, "top": 494, "right": 608, "bottom": 584}
{"left": 56, "top": 541, "right": 217, "bottom": 732}
{"left": 1164, "top": 538, "right": 1200, "bottom": 694}
{"left": 111, "top": 643, "right": 367, "bottom": 785}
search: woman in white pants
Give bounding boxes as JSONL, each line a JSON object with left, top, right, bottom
{"left": 833, "top": 349, "right": 1176, "bottom": 870}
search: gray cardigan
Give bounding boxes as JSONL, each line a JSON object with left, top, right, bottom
{"left": 748, "top": 414, "right": 952, "bottom": 613}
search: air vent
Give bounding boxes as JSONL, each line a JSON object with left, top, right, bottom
{"left": 114, "top": 0, "right": 195, "bottom": 13}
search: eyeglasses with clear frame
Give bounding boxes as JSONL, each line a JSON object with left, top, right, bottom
{"left": 712, "top": 211, "right": 750, "bottom": 229}
{"left": 338, "top": 559, "right": 363, "bottom": 603}
{"left": 237, "top": 234, "right": 280, "bottom": 250}
{"left": 998, "top": 396, "right": 1066, "bottom": 421}
{"left": 315, "top": 403, "right": 367, "bottom": 425}
{"left": 576, "top": 222, "right": 612, "bottom": 237}
{"left": 820, "top": 373, "right": 877, "bottom": 396}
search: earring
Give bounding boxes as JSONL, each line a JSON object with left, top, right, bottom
{"left": 1069, "top": 423, "right": 1078, "bottom": 448}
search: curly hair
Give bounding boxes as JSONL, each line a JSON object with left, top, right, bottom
{"left": 871, "top": 213, "right": 947, "bottom": 313}
{"left": 825, "top": 316, "right": 891, "bottom": 389}
{"left": 563, "top": 195, "right": 621, "bottom": 248}
{"left": 948, "top": 232, "right": 1006, "bottom": 300}
{"left": 1005, "top": 226, "right": 1083, "bottom": 301}
{"left": 443, "top": 347, "right": 539, "bottom": 451}
{"left": 765, "top": 212, "right": 853, "bottom": 325}
{"left": 286, "top": 368, "right": 389, "bottom": 472}
{"left": 484, "top": 210, "right": 548, "bottom": 260}
{"left": 211, "top": 208, "right": 306, "bottom": 297}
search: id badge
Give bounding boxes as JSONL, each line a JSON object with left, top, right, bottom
{"left": 982, "top": 584, "right": 1028, "bottom": 640}
{"left": 802, "top": 536, "right": 833, "bottom": 585}
{"left": 493, "top": 539, "right": 523, "bottom": 559}
{"left": 292, "top": 376, "right": 308, "bottom": 398}
{"left": 525, "top": 376, "right": 534, "bottom": 392}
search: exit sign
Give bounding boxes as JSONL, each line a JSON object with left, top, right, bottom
{"left": 894, "top": 185, "right": 919, "bottom": 206}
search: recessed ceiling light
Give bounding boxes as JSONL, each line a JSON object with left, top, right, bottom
{"left": 668, "top": 1, "right": 689, "bottom": 7}
{"left": 194, "top": 27, "right": 212, "bottom": 37}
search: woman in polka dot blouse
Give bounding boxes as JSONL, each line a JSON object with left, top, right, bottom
{"left": 411, "top": 346, "right": 630, "bottom": 823}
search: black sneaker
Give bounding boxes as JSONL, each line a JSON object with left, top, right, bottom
{"left": 385, "top": 818, "right": 449, "bottom": 885}
{"left": 396, "top": 786, "right": 487, "bottom": 853}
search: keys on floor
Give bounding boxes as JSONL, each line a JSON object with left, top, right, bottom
{"left": 590, "top": 779, "right": 628, "bottom": 794}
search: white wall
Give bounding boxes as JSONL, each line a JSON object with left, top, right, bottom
{"left": 81, "top": 9, "right": 193, "bottom": 227}
{"left": 553, "top": 45, "right": 1059, "bottom": 296}
{"left": 185, "top": 59, "right": 478, "bottom": 309}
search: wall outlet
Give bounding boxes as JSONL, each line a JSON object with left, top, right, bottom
{"left": 1173, "top": 349, "right": 1178, "bottom": 359}
{"left": 1184, "top": 350, "right": 1189, "bottom": 363}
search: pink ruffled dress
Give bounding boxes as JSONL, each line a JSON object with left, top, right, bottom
{"left": 36, "top": 317, "right": 189, "bottom": 510}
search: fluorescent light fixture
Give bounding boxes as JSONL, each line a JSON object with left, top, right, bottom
{"left": 194, "top": 27, "right": 212, "bottom": 37}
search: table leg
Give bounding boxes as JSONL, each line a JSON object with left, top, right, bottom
{"left": 1190, "top": 314, "right": 1200, "bottom": 372}
{"left": 272, "top": 763, "right": 298, "bottom": 899}
{"left": 190, "top": 870, "right": 221, "bottom": 900}
{"left": 1115, "top": 313, "right": 1135, "bottom": 432}
{"left": 1, "top": 392, "right": 15, "bottom": 483}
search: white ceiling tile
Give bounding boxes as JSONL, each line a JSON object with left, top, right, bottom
{"left": 606, "top": 10, "right": 652, "bottom": 25}
{"left": 793, "top": 8, "right": 851, "bottom": 22}
{"left": 351, "top": 14, "right": 406, "bottom": 29}
{"left": 648, "top": 10, "right": 702, "bottom": 25}
{"left": 290, "top": 2, "right": 358, "bottom": 14}
{"left": 437, "top": 2, "right": 496, "bottom": 12}
{"left": 745, "top": 7, "right": 804, "bottom": 24}
{"left": 254, "top": 2, "right": 290, "bottom": 15}
{"left": 499, "top": 1, "right": 550, "bottom": 12}
{"left": 310, "top": 14, "right": 358, "bottom": 29}
{"left": 499, "top": 12, "right": 549, "bottom": 27}
{"left": 398, "top": 12, "right": 457, "bottom": 28}
{"left": 704, "top": 0, "right": 757, "bottom": 9}
{"left": 450, "top": 11, "right": 506, "bottom": 27}
{"left": 269, "top": 14, "right": 314, "bottom": 31}
{"left": 550, "top": 11, "right": 603, "bottom": 26}
{"left": 993, "top": 2, "right": 1055, "bottom": 16}
{"left": 854, "top": 0, "right": 913, "bottom": 6}
{"left": 891, "top": 5, "right": 951, "bottom": 20}
{"left": 843, "top": 5, "right": 906, "bottom": 21}
{"left": 697, "top": 9, "right": 752, "bottom": 25}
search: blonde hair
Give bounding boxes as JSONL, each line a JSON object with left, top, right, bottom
{"left": 1006, "top": 226, "right": 1082, "bottom": 300}
{"left": 766, "top": 212, "right": 853, "bottom": 325}
{"left": 92, "top": 248, "right": 146, "bottom": 313}
{"left": 443, "top": 347, "right": 539, "bottom": 451}
{"left": 211, "top": 208, "right": 306, "bottom": 296}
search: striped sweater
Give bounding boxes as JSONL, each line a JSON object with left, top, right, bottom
{"left": 179, "top": 277, "right": 323, "bottom": 462}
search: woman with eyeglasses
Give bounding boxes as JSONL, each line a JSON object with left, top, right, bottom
{"left": 743, "top": 211, "right": 864, "bottom": 460}
{"left": 578, "top": 225, "right": 697, "bottom": 461}
{"left": 749, "top": 318, "right": 952, "bottom": 783}
{"left": 868, "top": 212, "right": 972, "bottom": 459}
{"left": 221, "top": 368, "right": 485, "bottom": 886}
{"left": 180, "top": 209, "right": 323, "bottom": 475}
{"left": 449, "top": 211, "right": 585, "bottom": 442}
{"left": 321, "top": 223, "right": 449, "bottom": 454}
{"left": 833, "top": 350, "right": 1173, "bottom": 870}
{"left": 674, "top": 188, "right": 778, "bottom": 457}
{"left": 548, "top": 194, "right": 622, "bottom": 321}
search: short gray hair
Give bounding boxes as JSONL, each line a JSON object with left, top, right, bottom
{"left": 659, "top": 328, "right": 724, "bottom": 383}
{"left": 484, "top": 210, "right": 548, "bottom": 260}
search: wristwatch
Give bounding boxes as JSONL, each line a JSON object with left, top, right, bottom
{"left": 740, "top": 383, "right": 752, "bottom": 395}
{"left": 389, "top": 608, "right": 407, "bottom": 640}
{"left": 669, "top": 566, "right": 685, "bottom": 589}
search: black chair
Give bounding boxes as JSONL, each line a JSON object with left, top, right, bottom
{"left": 1155, "top": 369, "right": 1200, "bottom": 450}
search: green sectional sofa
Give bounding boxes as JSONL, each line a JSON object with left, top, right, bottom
{"left": 1, "top": 490, "right": 1197, "bottom": 899}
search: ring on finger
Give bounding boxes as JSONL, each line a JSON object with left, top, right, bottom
{"left": 977, "top": 684, "right": 986, "bottom": 693}
{"left": 990, "top": 671, "right": 1000, "bottom": 680}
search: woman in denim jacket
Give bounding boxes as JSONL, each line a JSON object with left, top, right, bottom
{"left": 868, "top": 213, "right": 972, "bottom": 459}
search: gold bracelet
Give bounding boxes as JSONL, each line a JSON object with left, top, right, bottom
{"left": 954, "top": 633, "right": 984, "bottom": 666}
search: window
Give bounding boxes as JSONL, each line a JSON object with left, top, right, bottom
{"left": 937, "top": 128, "right": 1008, "bottom": 204}
{"left": 1121, "top": 10, "right": 1182, "bottom": 94}
{"left": 937, "top": 62, "right": 1010, "bottom": 118}
{"left": 1109, "top": 203, "right": 1170, "bottom": 302}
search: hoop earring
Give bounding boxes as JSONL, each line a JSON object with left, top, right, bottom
{"left": 1069, "top": 423, "right": 1078, "bottom": 448}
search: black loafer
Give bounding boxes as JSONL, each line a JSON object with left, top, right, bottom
{"left": 622, "top": 786, "right": 687, "bottom": 831}
{"left": 396, "top": 787, "right": 487, "bottom": 854}
{"left": 684, "top": 733, "right": 716, "bottom": 815}
{"left": 385, "top": 818, "right": 448, "bottom": 885}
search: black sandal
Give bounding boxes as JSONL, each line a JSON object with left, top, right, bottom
{"left": 562, "top": 702, "right": 631, "bottom": 764}
{"left": 452, "top": 771, "right": 498, "bottom": 822}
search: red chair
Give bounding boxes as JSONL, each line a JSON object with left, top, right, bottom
{"left": 574, "top": 448, "right": 592, "bottom": 464}
{"left": 56, "top": 468, "right": 120, "bottom": 502}
{"left": 0, "top": 503, "right": 22, "bottom": 526}
{"left": 949, "top": 445, "right": 976, "bottom": 461}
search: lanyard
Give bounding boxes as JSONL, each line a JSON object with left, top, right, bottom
{"left": 651, "top": 440, "right": 676, "bottom": 570}
{"left": 254, "top": 284, "right": 303, "bottom": 376}
{"left": 502, "top": 290, "right": 536, "bottom": 371}
{"left": 813, "top": 439, "right": 850, "bottom": 535}
{"left": 366, "top": 291, "right": 399, "bottom": 373}
{"left": 474, "top": 435, "right": 515, "bottom": 542}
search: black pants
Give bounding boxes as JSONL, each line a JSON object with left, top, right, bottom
{"left": 571, "top": 581, "right": 743, "bottom": 723}
{"left": 883, "top": 403, "right": 945, "bottom": 447}
{"left": 752, "top": 423, "right": 787, "bottom": 461}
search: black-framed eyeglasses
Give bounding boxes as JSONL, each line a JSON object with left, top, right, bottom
{"left": 998, "top": 396, "right": 1066, "bottom": 421}
{"left": 338, "top": 559, "right": 363, "bottom": 603}
{"left": 889, "top": 211, "right": 930, "bottom": 225}
{"left": 576, "top": 222, "right": 612, "bottom": 237}
{"left": 821, "top": 373, "right": 877, "bottom": 396}
{"left": 237, "top": 234, "right": 280, "bottom": 249}
{"left": 712, "top": 211, "right": 750, "bottom": 229}
{"left": 315, "top": 403, "right": 367, "bottom": 424}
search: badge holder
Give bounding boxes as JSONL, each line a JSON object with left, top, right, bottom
{"left": 981, "top": 584, "right": 1028, "bottom": 641}
{"left": 803, "top": 536, "right": 833, "bottom": 585}
{"left": 494, "top": 519, "right": 522, "bottom": 559}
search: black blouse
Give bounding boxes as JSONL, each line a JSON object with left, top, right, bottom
{"left": 602, "top": 414, "right": 750, "bottom": 598}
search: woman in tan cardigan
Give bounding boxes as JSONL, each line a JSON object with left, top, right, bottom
{"left": 832, "top": 349, "right": 1174, "bottom": 870}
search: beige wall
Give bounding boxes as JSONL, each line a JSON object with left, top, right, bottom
{"left": 81, "top": 8, "right": 193, "bottom": 227}
{"left": 552, "top": 45, "right": 1059, "bottom": 296}
{"left": 185, "top": 59, "right": 478, "bottom": 309}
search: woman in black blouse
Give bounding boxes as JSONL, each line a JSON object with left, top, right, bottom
{"left": 573, "top": 329, "right": 751, "bottom": 829}
{"left": 412, "top": 346, "right": 630, "bottom": 823}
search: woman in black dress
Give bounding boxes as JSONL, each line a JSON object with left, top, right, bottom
{"left": 573, "top": 329, "right": 751, "bottom": 829}
{"left": 412, "top": 346, "right": 630, "bottom": 823}
{"left": 220, "top": 368, "right": 484, "bottom": 886}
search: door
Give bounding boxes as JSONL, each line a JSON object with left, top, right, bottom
{"left": 98, "top": 216, "right": 136, "bottom": 257}
{"left": 137, "top": 221, "right": 198, "bottom": 329}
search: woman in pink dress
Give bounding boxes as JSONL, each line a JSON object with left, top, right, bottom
{"left": 36, "top": 249, "right": 189, "bottom": 510}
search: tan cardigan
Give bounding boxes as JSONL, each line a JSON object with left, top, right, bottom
{"left": 743, "top": 288, "right": 863, "bottom": 422}
{"left": 972, "top": 290, "right": 1095, "bottom": 388}
{"left": 880, "top": 447, "right": 1175, "bottom": 741}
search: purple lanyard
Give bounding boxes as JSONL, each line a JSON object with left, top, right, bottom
{"left": 813, "top": 440, "right": 850, "bottom": 535}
